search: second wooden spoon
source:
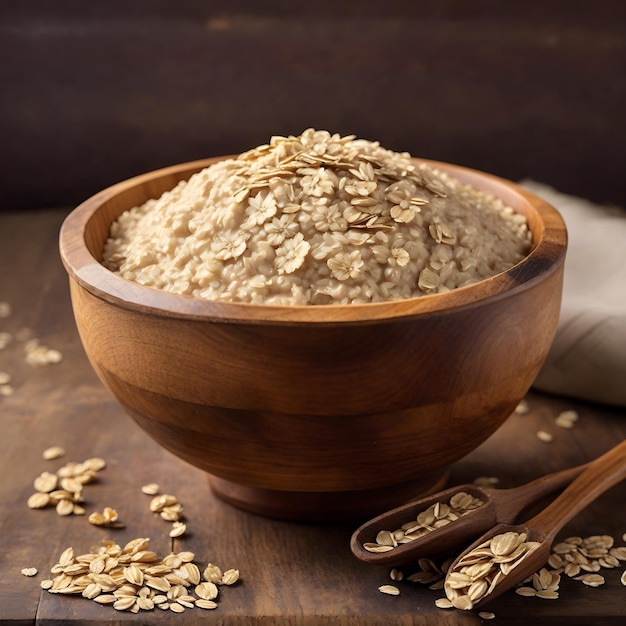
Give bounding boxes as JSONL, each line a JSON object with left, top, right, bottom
{"left": 351, "top": 461, "right": 589, "bottom": 567}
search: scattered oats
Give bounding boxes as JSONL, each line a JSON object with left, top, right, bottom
{"left": 131, "top": 550, "right": 159, "bottom": 563}
{"left": 58, "top": 474, "right": 80, "bottom": 491}
{"left": 43, "top": 446, "right": 66, "bottom": 460}
{"left": 576, "top": 573, "right": 605, "bottom": 587}
{"left": 137, "top": 596, "right": 155, "bottom": 610}
{"left": 150, "top": 493, "right": 179, "bottom": 512}
{"left": 113, "top": 596, "right": 136, "bottom": 611}
{"left": 40, "top": 539, "right": 237, "bottom": 614}
{"left": 123, "top": 564, "right": 144, "bottom": 586}
{"left": 24, "top": 339, "right": 63, "bottom": 366}
{"left": 169, "top": 521, "right": 187, "bottom": 538}
{"left": 82, "top": 457, "right": 106, "bottom": 471}
{"left": 555, "top": 410, "right": 579, "bottom": 429}
{"left": 0, "top": 371, "right": 10, "bottom": 384}
{"left": 177, "top": 598, "right": 195, "bottom": 609}
{"left": 21, "top": 567, "right": 38, "bottom": 577}
{"left": 435, "top": 597, "right": 454, "bottom": 609}
{"left": 451, "top": 595, "right": 474, "bottom": 610}
{"left": 145, "top": 576, "right": 171, "bottom": 593}
{"left": 88, "top": 507, "right": 124, "bottom": 528}
{"left": 553, "top": 542, "right": 573, "bottom": 555}
{"left": 0, "top": 301, "right": 11, "bottom": 317}
{"left": 82, "top": 583, "right": 101, "bottom": 599}
{"left": 621, "top": 570, "right": 626, "bottom": 586}
{"left": 536, "top": 430, "right": 553, "bottom": 443}
{"left": 167, "top": 584, "right": 184, "bottom": 599}
{"left": 612, "top": 546, "right": 626, "bottom": 561}
{"left": 558, "top": 410, "right": 578, "bottom": 422}
{"left": 141, "top": 483, "right": 160, "bottom": 495}
{"left": 160, "top": 505, "right": 184, "bottom": 521}
{"left": 554, "top": 418, "right": 574, "bottom": 429}
{"left": 564, "top": 562, "right": 581, "bottom": 577}
{"left": 195, "top": 582, "right": 219, "bottom": 601}
{"left": 221, "top": 569, "right": 240, "bottom": 585}
{"left": 49, "top": 489, "right": 76, "bottom": 504}
{"left": 479, "top": 611, "right": 496, "bottom": 620}
{"left": 547, "top": 553, "right": 563, "bottom": 569}
{"left": 55, "top": 499, "right": 74, "bottom": 516}
{"left": 178, "top": 594, "right": 196, "bottom": 605}
{"left": 581, "top": 563, "right": 602, "bottom": 573}
{"left": 599, "top": 555, "right": 620, "bottom": 568}
{"left": 46, "top": 350, "right": 63, "bottom": 364}
{"left": 58, "top": 546, "right": 75, "bottom": 566}
{"left": 0, "top": 384, "right": 14, "bottom": 396}
{"left": 378, "top": 584, "right": 400, "bottom": 596}
{"left": 515, "top": 586, "right": 537, "bottom": 597}
{"left": 533, "top": 567, "right": 559, "bottom": 591}
{"left": 514, "top": 399, "right": 530, "bottom": 415}
{"left": 181, "top": 562, "right": 202, "bottom": 585}
{"left": 40, "top": 579, "right": 54, "bottom": 590}
{"left": 27, "top": 455, "right": 106, "bottom": 516}
{"left": 195, "top": 599, "right": 218, "bottom": 609}
{"left": 88, "top": 511, "right": 104, "bottom": 525}
{"left": 27, "top": 492, "right": 51, "bottom": 509}
{"left": 94, "top": 594, "right": 117, "bottom": 604}
{"left": 390, "top": 568, "right": 403, "bottom": 581}
{"left": 203, "top": 564, "right": 223, "bottom": 584}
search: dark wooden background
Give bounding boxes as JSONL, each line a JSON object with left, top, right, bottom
{"left": 1, "top": 0, "right": 625, "bottom": 210}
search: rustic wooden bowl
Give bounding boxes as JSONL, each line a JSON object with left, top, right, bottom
{"left": 59, "top": 158, "right": 567, "bottom": 521}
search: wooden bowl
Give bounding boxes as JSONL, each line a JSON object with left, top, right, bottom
{"left": 59, "top": 158, "right": 567, "bottom": 521}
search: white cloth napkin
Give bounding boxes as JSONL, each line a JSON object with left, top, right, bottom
{"left": 520, "top": 180, "right": 626, "bottom": 407}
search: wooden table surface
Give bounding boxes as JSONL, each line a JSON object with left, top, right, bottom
{"left": 1, "top": 207, "right": 625, "bottom": 625}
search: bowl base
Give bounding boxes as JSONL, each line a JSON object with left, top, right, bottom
{"left": 208, "top": 470, "right": 450, "bottom": 522}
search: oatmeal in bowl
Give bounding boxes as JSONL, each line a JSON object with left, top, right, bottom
{"left": 103, "top": 129, "right": 531, "bottom": 306}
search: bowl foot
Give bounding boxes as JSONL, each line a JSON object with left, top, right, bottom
{"left": 208, "top": 470, "right": 450, "bottom": 522}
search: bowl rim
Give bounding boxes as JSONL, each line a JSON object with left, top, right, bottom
{"left": 59, "top": 157, "right": 567, "bottom": 325}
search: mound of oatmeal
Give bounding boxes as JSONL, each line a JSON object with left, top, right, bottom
{"left": 103, "top": 129, "right": 531, "bottom": 305}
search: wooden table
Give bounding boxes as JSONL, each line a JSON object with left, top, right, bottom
{"left": 1, "top": 207, "right": 625, "bottom": 625}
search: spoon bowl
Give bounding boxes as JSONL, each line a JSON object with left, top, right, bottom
{"left": 350, "top": 463, "right": 589, "bottom": 567}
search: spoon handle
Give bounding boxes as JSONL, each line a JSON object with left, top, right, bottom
{"left": 525, "top": 439, "right": 626, "bottom": 539}
{"left": 491, "top": 461, "right": 591, "bottom": 523}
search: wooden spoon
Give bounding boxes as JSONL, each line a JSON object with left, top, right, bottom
{"left": 350, "top": 462, "right": 590, "bottom": 567}
{"left": 443, "top": 438, "right": 626, "bottom": 609}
